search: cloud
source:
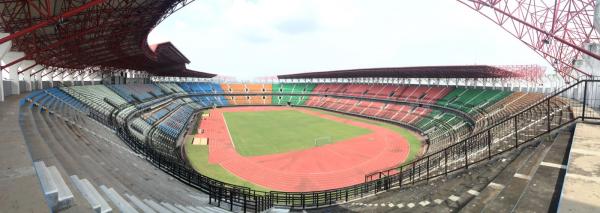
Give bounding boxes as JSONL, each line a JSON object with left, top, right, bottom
{"left": 149, "top": 0, "right": 550, "bottom": 80}
{"left": 275, "top": 17, "right": 318, "bottom": 35}
{"left": 239, "top": 30, "right": 271, "bottom": 43}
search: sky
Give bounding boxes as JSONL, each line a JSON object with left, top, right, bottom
{"left": 148, "top": 0, "right": 550, "bottom": 80}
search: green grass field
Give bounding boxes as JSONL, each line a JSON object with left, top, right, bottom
{"left": 223, "top": 109, "right": 372, "bottom": 156}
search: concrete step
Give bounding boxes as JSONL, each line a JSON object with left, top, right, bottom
{"left": 47, "top": 166, "right": 75, "bottom": 210}
{"left": 479, "top": 134, "right": 558, "bottom": 212}
{"left": 197, "top": 206, "right": 229, "bottom": 213}
{"left": 70, "top": 175, "right": 113, "bottom": 213}
{"left": 513, "top": 127, "right": 573, "bottom": 212}
{"left": 33, "top": 161, "right": 75, "bottom": 211}
{"left": 186, "top": 206, "right": 204, "bottom": 213}
{"left": 81, "top": 179, "right": 113, "bottom": 212}
{"left": 125, "top": 194, "right": 157, "bottom": 213}
{"left": 161, "top": 202, "right": 185, "bottom": 213}
{"left": 174, "top": 204, "right": 196, "bottom": 213}
{"left": 143, "top": 199, "right": 172, "bottom": 213}
{"left": 460, "top": 146, "right": 538, "bottom": 212}
{"left": 100, "top": 185, "right": 138, "bottom": 213}
{"left": 33, "top": 161, "right": 59, "bottom": 210}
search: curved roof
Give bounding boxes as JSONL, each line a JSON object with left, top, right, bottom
{"left": 0, "top": 0, "right": 214, "bottom": 78}
{"left": 277, "top": 65, "right": 526, "bottom": 79}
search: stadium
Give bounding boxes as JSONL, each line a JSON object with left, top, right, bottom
{"left": 1, "top": 1, "right": 600, "bottom": 213}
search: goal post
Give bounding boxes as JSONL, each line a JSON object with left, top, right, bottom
{"left": 314, "top": 136, "right": 332, "bottom": 147}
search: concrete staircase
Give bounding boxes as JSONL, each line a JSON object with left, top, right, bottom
{"left": 310, "top": 125, "right": 574, "bottom": 212}
{"left": 34, "top": 160, "right": 231, "bottom": 213}
{"left": 465, "top": 126, "right": 572, "bottom": 212}
{"left": 24, "top": 94, "right": 226, "bottom": 212}
{"left": 33, "top": 160, "right": 75, "bottom": 211}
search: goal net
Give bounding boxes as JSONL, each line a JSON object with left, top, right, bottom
{"left": 314, "top": 136, "right": 332, "bottom": 147}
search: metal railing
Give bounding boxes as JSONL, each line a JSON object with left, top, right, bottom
{"left": 364, "top": 80, "right": 599, "bottom": 191}
{"left": 62, "top": 80, "right": 600, "bottom": 211}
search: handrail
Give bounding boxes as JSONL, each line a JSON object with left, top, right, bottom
{"left": 365, "top": 79, "right": 590, "bottom": 177}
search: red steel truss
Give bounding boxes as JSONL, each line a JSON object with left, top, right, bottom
{"left": 0, "top": 0, "right": 212, "bottom": 78}
{"left": 458, "top": 0, "right": 600, "bottom": 82}
{"left": 498, "top": 64, "right": 545, "bottom": 83}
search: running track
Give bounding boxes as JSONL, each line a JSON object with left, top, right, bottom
{"left": 197, "top": 106, "right": 410, "bottom": 192}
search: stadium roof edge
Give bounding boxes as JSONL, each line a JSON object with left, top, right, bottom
{"left": 277, "top": 65, "right": 527, "bottom": 79}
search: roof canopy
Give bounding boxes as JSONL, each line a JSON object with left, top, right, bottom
{"left": 100, "top": 42, "right": 215, "bottom": 78}
{"left": 0, "top": 0, "right": 213, "bottom": 78}
{"left": 277, "top": 65, "right": 526, "bottom": 79}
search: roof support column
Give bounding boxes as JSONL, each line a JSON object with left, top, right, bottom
{"left": 77, "top": 71, "right": 83, "bottom": 86}
{"left": 0, "top": 33, "right": 10, "bottom": 101}
{"left": 23, "top": 68, "right": 31, "bottom": 92}
{"left": 46, "top": 70, "right": 53, "bottom": 88}
{"left": 89, "top": 71, "right": 99, "bottom": 85}
{"left": 20, "top": 60, "right": 34, "bottom": 92}
{"left": 2, "top": 52, "right": 25, "bottom": 96}
{"left": 58, "top": 69, "right": 64, "bottom": 85}
{"left": 34, "top": 66, "right": 43, "bottom": 90}
{"left": 69, "top": 71, "right": 75, "bottom": 86}
{"left": 0, "top": 67, "right": 3, "bottom": 102}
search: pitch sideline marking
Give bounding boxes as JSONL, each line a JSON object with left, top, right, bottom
{"left": 220, "top": 109, "right": 236, "bottom": 150}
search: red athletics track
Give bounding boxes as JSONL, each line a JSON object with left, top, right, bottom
{"left": 197, "top": 106, "right": 410, "bottom": 192}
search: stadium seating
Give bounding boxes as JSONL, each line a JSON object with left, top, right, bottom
{"left": 26, "top": 82, "right": 550, "bottom": 166}
{"left": 272, "top": 83, "right": 316, "bottom": 105}
{"left": 108, "top": 84, "right": 165, "bottom": 103}
{"left": 60, "top": 85, "right": 127, "bottom": 118}
{"left": 177, "top": 82, "right": 229, "bottom": 106}
{"left": 156, "top": 83, "right": 187, "bottom": 94}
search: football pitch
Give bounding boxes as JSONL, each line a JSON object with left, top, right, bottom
{"left": 222, "top": 109, "right": 372, "bottom": 156}
{"left": 185, "top": 107, "right": 423, "bottom": 191}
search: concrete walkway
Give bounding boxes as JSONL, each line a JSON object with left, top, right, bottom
{"left": 0, "top": 94, "right": 49, "bottom": 212}
{"left": 559, "top": 123, "right": 600, "bottom": 212}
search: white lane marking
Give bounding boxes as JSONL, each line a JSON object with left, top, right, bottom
{"left": 514, "top": 173, "right": 531, "bottom": 180}
{"left": 489, "top": 182, "right": 505, "bottom": 189}
{"left": 468, "top": 189, "right": 480, "bottom": 196}
{"left": 540, "top": 161, "right": 567, "bottom": 169}
{"left": 448, "top": 195, "right": 460, "bottom": 202}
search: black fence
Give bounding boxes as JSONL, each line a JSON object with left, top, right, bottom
{"left": 365, "top": 80, "right": 600, "bottom": 191}
{"left": 65, "top": 80, "right": 600, "bottom": 212}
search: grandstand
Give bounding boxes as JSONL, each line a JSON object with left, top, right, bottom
{"left": 1, "top": 1, "right": 600, "bottom": 213}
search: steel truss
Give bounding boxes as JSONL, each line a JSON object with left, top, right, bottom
{"left": 0, "top": 0, "right": 198, "bottom": 76}
{"left": 458, "top": 0, "right": 600, "bottom": 83}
